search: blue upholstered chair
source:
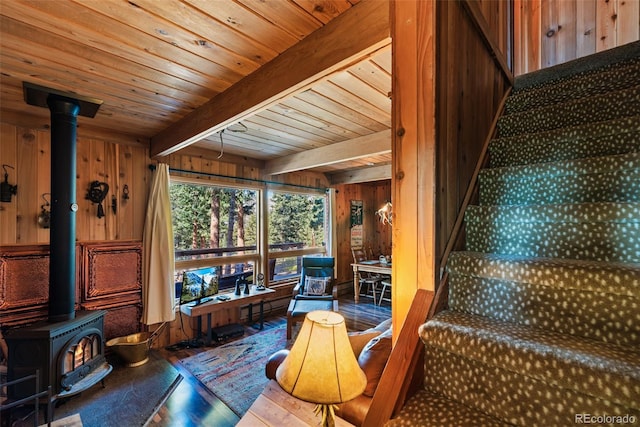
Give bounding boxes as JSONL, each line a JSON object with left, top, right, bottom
{"left": 286, "top": 256, "right": 338, "bottom": 339}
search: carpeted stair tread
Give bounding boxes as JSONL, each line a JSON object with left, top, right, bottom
{"left": 505, "top": 60, "right": 640, "bottom": 115}
{"left": 479, "top": 152, "right": 640, "bottom": 205}
{"left": 423, "top": 343, "right": 639, "bottom": 426}
{"left": 448, "top": 273, "right": 640, "bottom": 346}
{"left": 421, "top": 310, "right": 640, "bottom": 409}
{"left": 385, "top": 390, "right": 512, "bottom": 427}
{"left": 489, "top": 116, "right": 640, "bottom": 168}
{"left": 466, "top": 202, "right": 640, "bottom": 223}
{"left": 447, "top": 252, "right": 639, "bottom": 299}
{"left": 465, "top": 202, "right": 640, "bottom": 262}
{"left": 482, "top": 151, "right": 640, "bottom": 182}
{"left": 513, "top": 40, "right": 640, "bottom": 91}
{"left": 446, "top": 252, "right": 640, "bottom": 345}
{"left": 497, "top": 85, "right": 640, "bottom": 138}
{"left": 480, "top": 169, "right": 639, "bottom": 206}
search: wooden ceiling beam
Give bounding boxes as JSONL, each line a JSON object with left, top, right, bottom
{"left": 264, "top": 130, "right": 391, "bottom": 175}
{"left": 150, "top": 0, "right": 390, "bottom": 158}
{"left": 329, "top": 164, "right": 392, "bottom": 185}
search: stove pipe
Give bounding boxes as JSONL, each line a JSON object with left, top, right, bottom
{"left": 23, "top": 82, "right": 102, "bottom": 323}
{"left": 48, "top": 96, "right": 80, "bottom": 322}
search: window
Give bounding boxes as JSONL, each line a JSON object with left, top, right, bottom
{"left": 267, "top": 190, "right": 327, "bottom": 280}
{"left": 170, "top": 179, "right": 258, "bottom": 293}
{"left": 169, "top": 176, "right": 329, "bottom": 295}
{"left": 171, "top": 182, "right": 257, "bottom": 258}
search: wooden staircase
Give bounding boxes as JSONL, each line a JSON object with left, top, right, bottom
{"left": 387, "top": 41, "right": 640, "bottom": 426}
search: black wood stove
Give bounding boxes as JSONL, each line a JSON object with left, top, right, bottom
{"left": 4, "top": 84, "right": 111, "bottom": 401}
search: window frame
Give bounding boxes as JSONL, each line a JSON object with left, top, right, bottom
{"left": 169, "top": 174, "right": 331, "bottom": 288}
{"left": 170, "top": 175, "right": 261, "bottom": 274}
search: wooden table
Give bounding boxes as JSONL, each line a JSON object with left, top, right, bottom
{"left": 351, "top": 261, "right": 391, "bottom": 303}
{"left": 179, "top": 286, "right": 275, "bottom": 345}
{"left": 237, "top": 380, "right": 354, "bottom": 426}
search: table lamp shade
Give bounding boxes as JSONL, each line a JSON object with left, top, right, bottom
{"left": 276, "top": 310, "right": 367, "bottom": 405}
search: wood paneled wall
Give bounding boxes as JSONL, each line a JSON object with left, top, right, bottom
{"left": 334, "top": 181, "right": 392, "bottom": 284}
{"left": 477, "top": 0, "right": 512, "bottom": 55}
{"left": 436, "top": 1, "right": 511, "bottom": 266}
{"left": 0, "top": 122, "right": 150, "bottom": 244}
{"left": 514, "top": 0, "right": 640, "bottom": 75}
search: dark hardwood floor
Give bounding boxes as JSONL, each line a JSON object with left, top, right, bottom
{"left": 148, "top": 294, "right": 391, "bottom": 426}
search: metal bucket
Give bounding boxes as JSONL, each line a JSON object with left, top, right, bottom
{"left": 106, "top": 323, "right": 166, "bottom": 367}
{"left": 106, "top": 332, "right": 153, "bottom": 367}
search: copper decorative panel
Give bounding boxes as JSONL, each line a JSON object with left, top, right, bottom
{"left": 0, "top": 246, "right": 50, "bottom": 310}
{"left": 82, "top": 242, "right": 142, "bottom": 301}
{"left": 0, "top": 242, "right": 141, "bottom": 328}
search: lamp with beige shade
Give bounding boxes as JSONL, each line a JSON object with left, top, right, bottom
{"left": 276, "top": 311, "right": 367, "bottom": 427}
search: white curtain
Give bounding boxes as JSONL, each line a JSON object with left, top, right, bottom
{"left": 141, "top": 163, "right": 175, "bottom": 325}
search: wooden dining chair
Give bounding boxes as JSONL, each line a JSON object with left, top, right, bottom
{"left": 365, "top": 245, "right": 376, "bottom": 261}
{"left": 378, "top": 279, "right": 392, "bottom": 306}
{"left": 351, "top": 248, "right": 381, "bottom": 304}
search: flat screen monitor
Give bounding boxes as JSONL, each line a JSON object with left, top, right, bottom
{"left": 179, "top": 267, "right": 219, "bottom": 305}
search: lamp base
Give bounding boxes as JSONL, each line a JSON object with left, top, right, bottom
{"left": 314, "top": 403, "right": 338, "bottom": 427}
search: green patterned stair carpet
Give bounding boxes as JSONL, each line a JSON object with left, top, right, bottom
{"left": 479, "top": 152, "right": 640, "bottom": 205}
{"left": 446, "top": 252, "right": 640, "bottom": 347}
{"left": 388, "top": 41, "right": 640, "bottom": 427}
{"left": 488, "top": 116, "right": 640, "bottom": 168}
{"left": 465, "top": 202, "right": 640, "bottom": 262}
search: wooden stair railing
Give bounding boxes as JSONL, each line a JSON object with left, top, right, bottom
{"left": 362, "top": 289, "right": 434, "bottom": 427}
{"left": 430, "top": 88, "right": 512, "bottom": 320}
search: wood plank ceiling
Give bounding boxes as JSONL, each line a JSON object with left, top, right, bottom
{"left": 0, "top": 0, "right": 392, "bottom": 184}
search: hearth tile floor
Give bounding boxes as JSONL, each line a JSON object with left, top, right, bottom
{"left": 5, "top": 351, "right": 181, "bottom": 427}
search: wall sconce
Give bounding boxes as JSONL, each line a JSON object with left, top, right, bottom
{"left": 38, "top": 193, "right": 51, "bottom": 229}
{"left": 376, "top": 201, "right": 392, "bottom": 225}
{"left": 1, "top": 164, "right": 18, "bottom": 202}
